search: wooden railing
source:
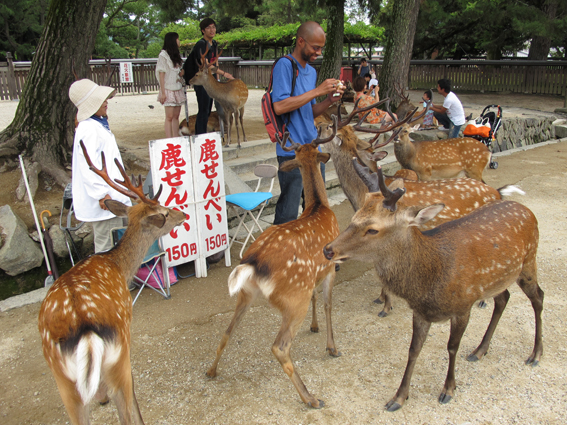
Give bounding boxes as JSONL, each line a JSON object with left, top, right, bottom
{"left": 1, "top": 57, "right": 566, "bottom": 101}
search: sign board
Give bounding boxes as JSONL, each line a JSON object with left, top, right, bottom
{"left": 119, "top": 62, "right": 133, "bottom": 84}
{"left": 149, "top": 133, "right": 230, "bottom": 276}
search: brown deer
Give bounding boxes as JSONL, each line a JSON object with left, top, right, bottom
{"left": 179, "top": 111, "right": 221, "bottom": 136}
{"left": 318, "top": 103, "right": 517, "bottom": 316}
{"left": 391, "top": 82, "right": 417, "bottom": 121}
{"left": 323, "top": 167, "right": 543, "bottom": 411}
{"left": 390, "top": 114, "right": 492, "bottom": 182}
{"left": 189, "top": 46, "right": 248, "bottom": 148}
{"left": 38, "top": 142, "right": 186, "bottom": 425}
{"left": 206, "top": 118, "right": 341, "bottom": 409}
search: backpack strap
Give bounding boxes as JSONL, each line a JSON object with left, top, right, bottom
{"left": 267, "top": 55, "right": 299, "bottom": 97}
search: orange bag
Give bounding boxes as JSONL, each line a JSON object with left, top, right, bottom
{"left": 463, "top": 118, "right": 491, "bottom": 138}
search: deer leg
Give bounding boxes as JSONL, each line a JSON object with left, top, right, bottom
{"left": 53, "top": 372, "right": 90, "bottom": 425}
{"left": 234, "top": 109, "right": 242, "bottom": 148}
{"left": 206, "top": 289, "right": 256, "bottom": 377}
{"left": 272, "top": 302, "right": 323, "bottom": 408}
{"left": 439, "top": 312, "right": 470, "bottom": 404}
{"left": 239, "top": 106, "right": 247, "bottom": 143}
{"left": 517, "top": 265, "right": 544, "bottom": 366}
{"left": 224, "top": 115, "right": 232, "bottom": 148}
{"left": 467, "top": 289, "right": 510, "bottom": 362}
{"left": 310, "top": 290, "right": 319, "bottom": 333}
{"left": 108, "top": 358, "right": 144, "bottom": 425}
{"left": 94, "top": 382, "right": 110, "bottom": 405}
{"left": 386, "top": 313, "right": 431, "bottom": 412}
{"left": 376, "top": 288, "right": 393, "bottom": 318}
{"left": 321, "top": 270, "right": 341, "bottom": 357}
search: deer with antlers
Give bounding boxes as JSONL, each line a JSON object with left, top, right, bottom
{"left": 189, "top": 45, "right": 248, "bottom": 148}
{"left": 317, "top": 102, "right": 521, "bottom": 316}
{"left": 38, "top": 143, "right": 186, "bottom": 425}
{"left": 206, "top": 118, "right": 341, "bottom": 408}
{"left": 384, "top": 107, "right": 492, "bottom": 182}
{"left": 323, "top": 166, "right": 543, "bottom": 411}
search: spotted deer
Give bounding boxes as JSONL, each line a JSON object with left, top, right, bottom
{"left": 318, "top": 104, "right": 520, "bottom": 316}
{"left": 388, "top": 108, "right": 492, "bottom": 182}
{"left": 206, "top": 118, "right": 341, "bottom": 409}
{"left": 323, "top": 167, "right": 543, "bottom": 411}
{"left": 38, "top": 142, "right": 186, "bottom": 425}
{"left": 179, "top": 111, "right": 220, "bottom": 136}
{"left": 189, "top": 45, "right": 248, "bottom": 148}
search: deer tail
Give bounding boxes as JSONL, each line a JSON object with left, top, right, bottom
{"left": 498, "top": 185, "right": 526, "bottom": 197}
{"left": 75, "top": 332, "right": 104, "bottom": 404}
{"left": 228, "top": 264, "right": 255, "bottom": 297}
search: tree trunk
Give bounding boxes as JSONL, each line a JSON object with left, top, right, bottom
{"left": 527, "top": 0, "right": 558, "bottom": 60}
{"left": 0, "top": 0, "right": 107, "bottom": 187}
{"left": 379, "top": 0, "right": 421, "bottom": 108}
{"left": 316, "top": 0, "right": 344, "bottom": 101}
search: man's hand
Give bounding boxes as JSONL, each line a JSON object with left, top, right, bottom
{"left": 99, "top": 194, "right": 112, "bottom": 211}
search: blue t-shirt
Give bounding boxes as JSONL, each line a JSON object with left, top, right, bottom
{"left": 272, "top": 56, "right": 317, "bottom": 157}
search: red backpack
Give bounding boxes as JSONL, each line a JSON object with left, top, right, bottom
{"left": 261, "top": 55, "right": 299, "bottom": 143}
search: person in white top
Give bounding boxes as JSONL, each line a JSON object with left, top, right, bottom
{"left": 69, "top": 79, "right": 132, "bottom": 253}
{"left": 156, "top": 32, "right": 186, "bottom": 138}
{"left": 429, "top": 78, "right": 466, "bottom": 139}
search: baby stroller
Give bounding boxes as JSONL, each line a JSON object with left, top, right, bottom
{"left": 463, "top": 104, "right": 502, "bottom": 169}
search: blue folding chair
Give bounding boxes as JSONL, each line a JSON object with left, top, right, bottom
{"left": 226, "top": 164, "right": 278, "bottom": 258}
{"left": 111, "top": 227, "right": 171, "bottom": 305}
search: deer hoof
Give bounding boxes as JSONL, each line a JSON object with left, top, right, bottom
{"left": 205, "top": 368, "right": 218, "bottom": 378}
{"left": 308, "top": 399, "right": 325, "bottom": 409}
{"left": 525, "top": 357, "right": 539, "bottom": 367}
{"left": 438, "top": 393, "right": 452, "bottom": 404}
{"left": 326, "top": 348, "right": 342, "bottom": 357}
{"left": 378, "top": 310, "right": 389, "bottom": 318}
{"left": 478, "top": 300, "right": 487, "bottom": 308}
{"left": 385, "top": 400, "right": 402, "bottom": 412}
{"left": 466, "top": 353, "right": 480, "bottom": 362}
{"left": 310, "top": 326, "right": 319, "bottom": 333}
{"left": 373, "top": 297, "right": 384, "bottom": 304}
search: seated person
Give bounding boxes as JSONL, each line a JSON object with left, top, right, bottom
{"left": 363, "top": 73, "right": 378, "bottom": 96}
{"left": 352, "top": 76, "right": 396, "bottom": 124}
{"left": 421, "top": 89, "right": 436, "bottom": 128}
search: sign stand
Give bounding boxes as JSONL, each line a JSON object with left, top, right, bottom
{"left": 149, "top": 132, "right": 231, "bottom": 278}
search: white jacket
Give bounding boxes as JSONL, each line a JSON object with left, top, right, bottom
{"left": 155, "top": 50, "right": 183, "bottom": 91}
{"left": 72, "top": 118, "right": 132, "bottom": 222}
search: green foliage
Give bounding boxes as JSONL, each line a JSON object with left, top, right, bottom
{"left": 0, "top": 0, "right": 48, "bottom": 61}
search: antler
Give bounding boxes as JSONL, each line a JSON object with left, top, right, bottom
{"left": 337, "top": 97, "right": 391, "bottom": 128}
{"left": 352, "top": 106, "right": 419, "bottom": 148}
{"left": 79, "top": 140, "right": 162, "bottom": 205}
{"left": 276, "top": 131, "right": 301, "bottom": 152}
{"left": 353, "top": 161, "right": 406, "bottom": 211}
{"left": 393, "top": 82, "right": 410, "bottom": 102}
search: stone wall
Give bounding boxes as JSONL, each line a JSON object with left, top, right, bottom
{"left": 492, "top": 117, "right": 556, "bottom": 152}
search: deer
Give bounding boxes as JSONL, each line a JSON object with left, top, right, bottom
{"left": 206, "top": 118, "right": 341, "bottom": 409}
{"left": 179, "top": 111, "right": 221, "bottom": 136}
{"left": 388, "top": 107, "right": 492, "bottom": 182}
{"left": 189, "top": 45, "right": 248, "bottom": 148}
{"left": 38, "top": 142, "right": 186, "bottom": 425}
{"left": 391, "top": 82, "right": 417, "bottom": 121}
{"left": 323, "top": 166, "right": 543, "bottom": 411}
{"left": 317, "top": 103, "right": 521, "bottom": 316}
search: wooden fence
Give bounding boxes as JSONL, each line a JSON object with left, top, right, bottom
{"left": 1, "top": 58, "right": 566, "bottom": 101}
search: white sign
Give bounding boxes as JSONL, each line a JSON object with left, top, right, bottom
{"left": 119, "top": 62, "right": 133, "bottom": 84}
{"left": 149, "top": 133, "right": 229, "bottom": 274}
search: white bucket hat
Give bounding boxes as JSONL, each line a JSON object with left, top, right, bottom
{"left": 69, "top": 79, "right": 116, "bottom": 122}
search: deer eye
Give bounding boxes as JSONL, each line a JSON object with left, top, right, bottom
{"left": 365, "top": 229, "right": 379, "bottom": 236}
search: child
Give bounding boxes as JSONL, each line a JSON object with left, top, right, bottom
{"left": 421, "top": 89, "right": 435, "bottom": 128}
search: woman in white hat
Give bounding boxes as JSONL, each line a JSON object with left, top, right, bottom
{"left": 156, "top": 32, "right": 186, "bottom": 138}
{"left": 69, "top": 78, "right": 132, "bottom": 254}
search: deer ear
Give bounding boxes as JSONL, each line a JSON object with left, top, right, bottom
{"left": 407, "top": 204, "right": 445, "bottom": 227}
{"left": 388, "top": 178, "right": 405, "bottom": 191}
{"left": 279, "top": 159, "right": 300, "bottom": 172}
{"left": 145, "top": 213, "right": 167, "bottom": 229}
{"left": 411, "top": 124, "right": 420, "bottom": 132}
{"left": 317, "top": 152, "right": 331, "bottom": 164}
{"left": 105, "top": 200, "right": 130, "bottom": 217}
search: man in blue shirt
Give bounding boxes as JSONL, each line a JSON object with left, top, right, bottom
{"left": 272, "top": 21, "right": 344, "bottom": 224}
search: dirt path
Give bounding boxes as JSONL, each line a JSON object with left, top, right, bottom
{"left": 1, "top": 124, "right": 566, "bottom": 423}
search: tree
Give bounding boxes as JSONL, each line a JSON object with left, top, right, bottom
{"left": 0, "top": 0, "right": 49, "bottom": 61}
{"left": 0, "top": 0, "right": 108, "bottom": 186}
{"left": 316, "top": 2, "right": 345, "bottom": 90}
{"left": 379, "top": 0, "right": 420, "bottom": 107}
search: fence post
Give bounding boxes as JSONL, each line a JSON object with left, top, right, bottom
{"left": 6, "top": 52, "right": 19, "bottom": 101}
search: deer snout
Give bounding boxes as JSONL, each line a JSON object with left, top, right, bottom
{"left": 323, "top": 245, "right": 335, "bottom": 260}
